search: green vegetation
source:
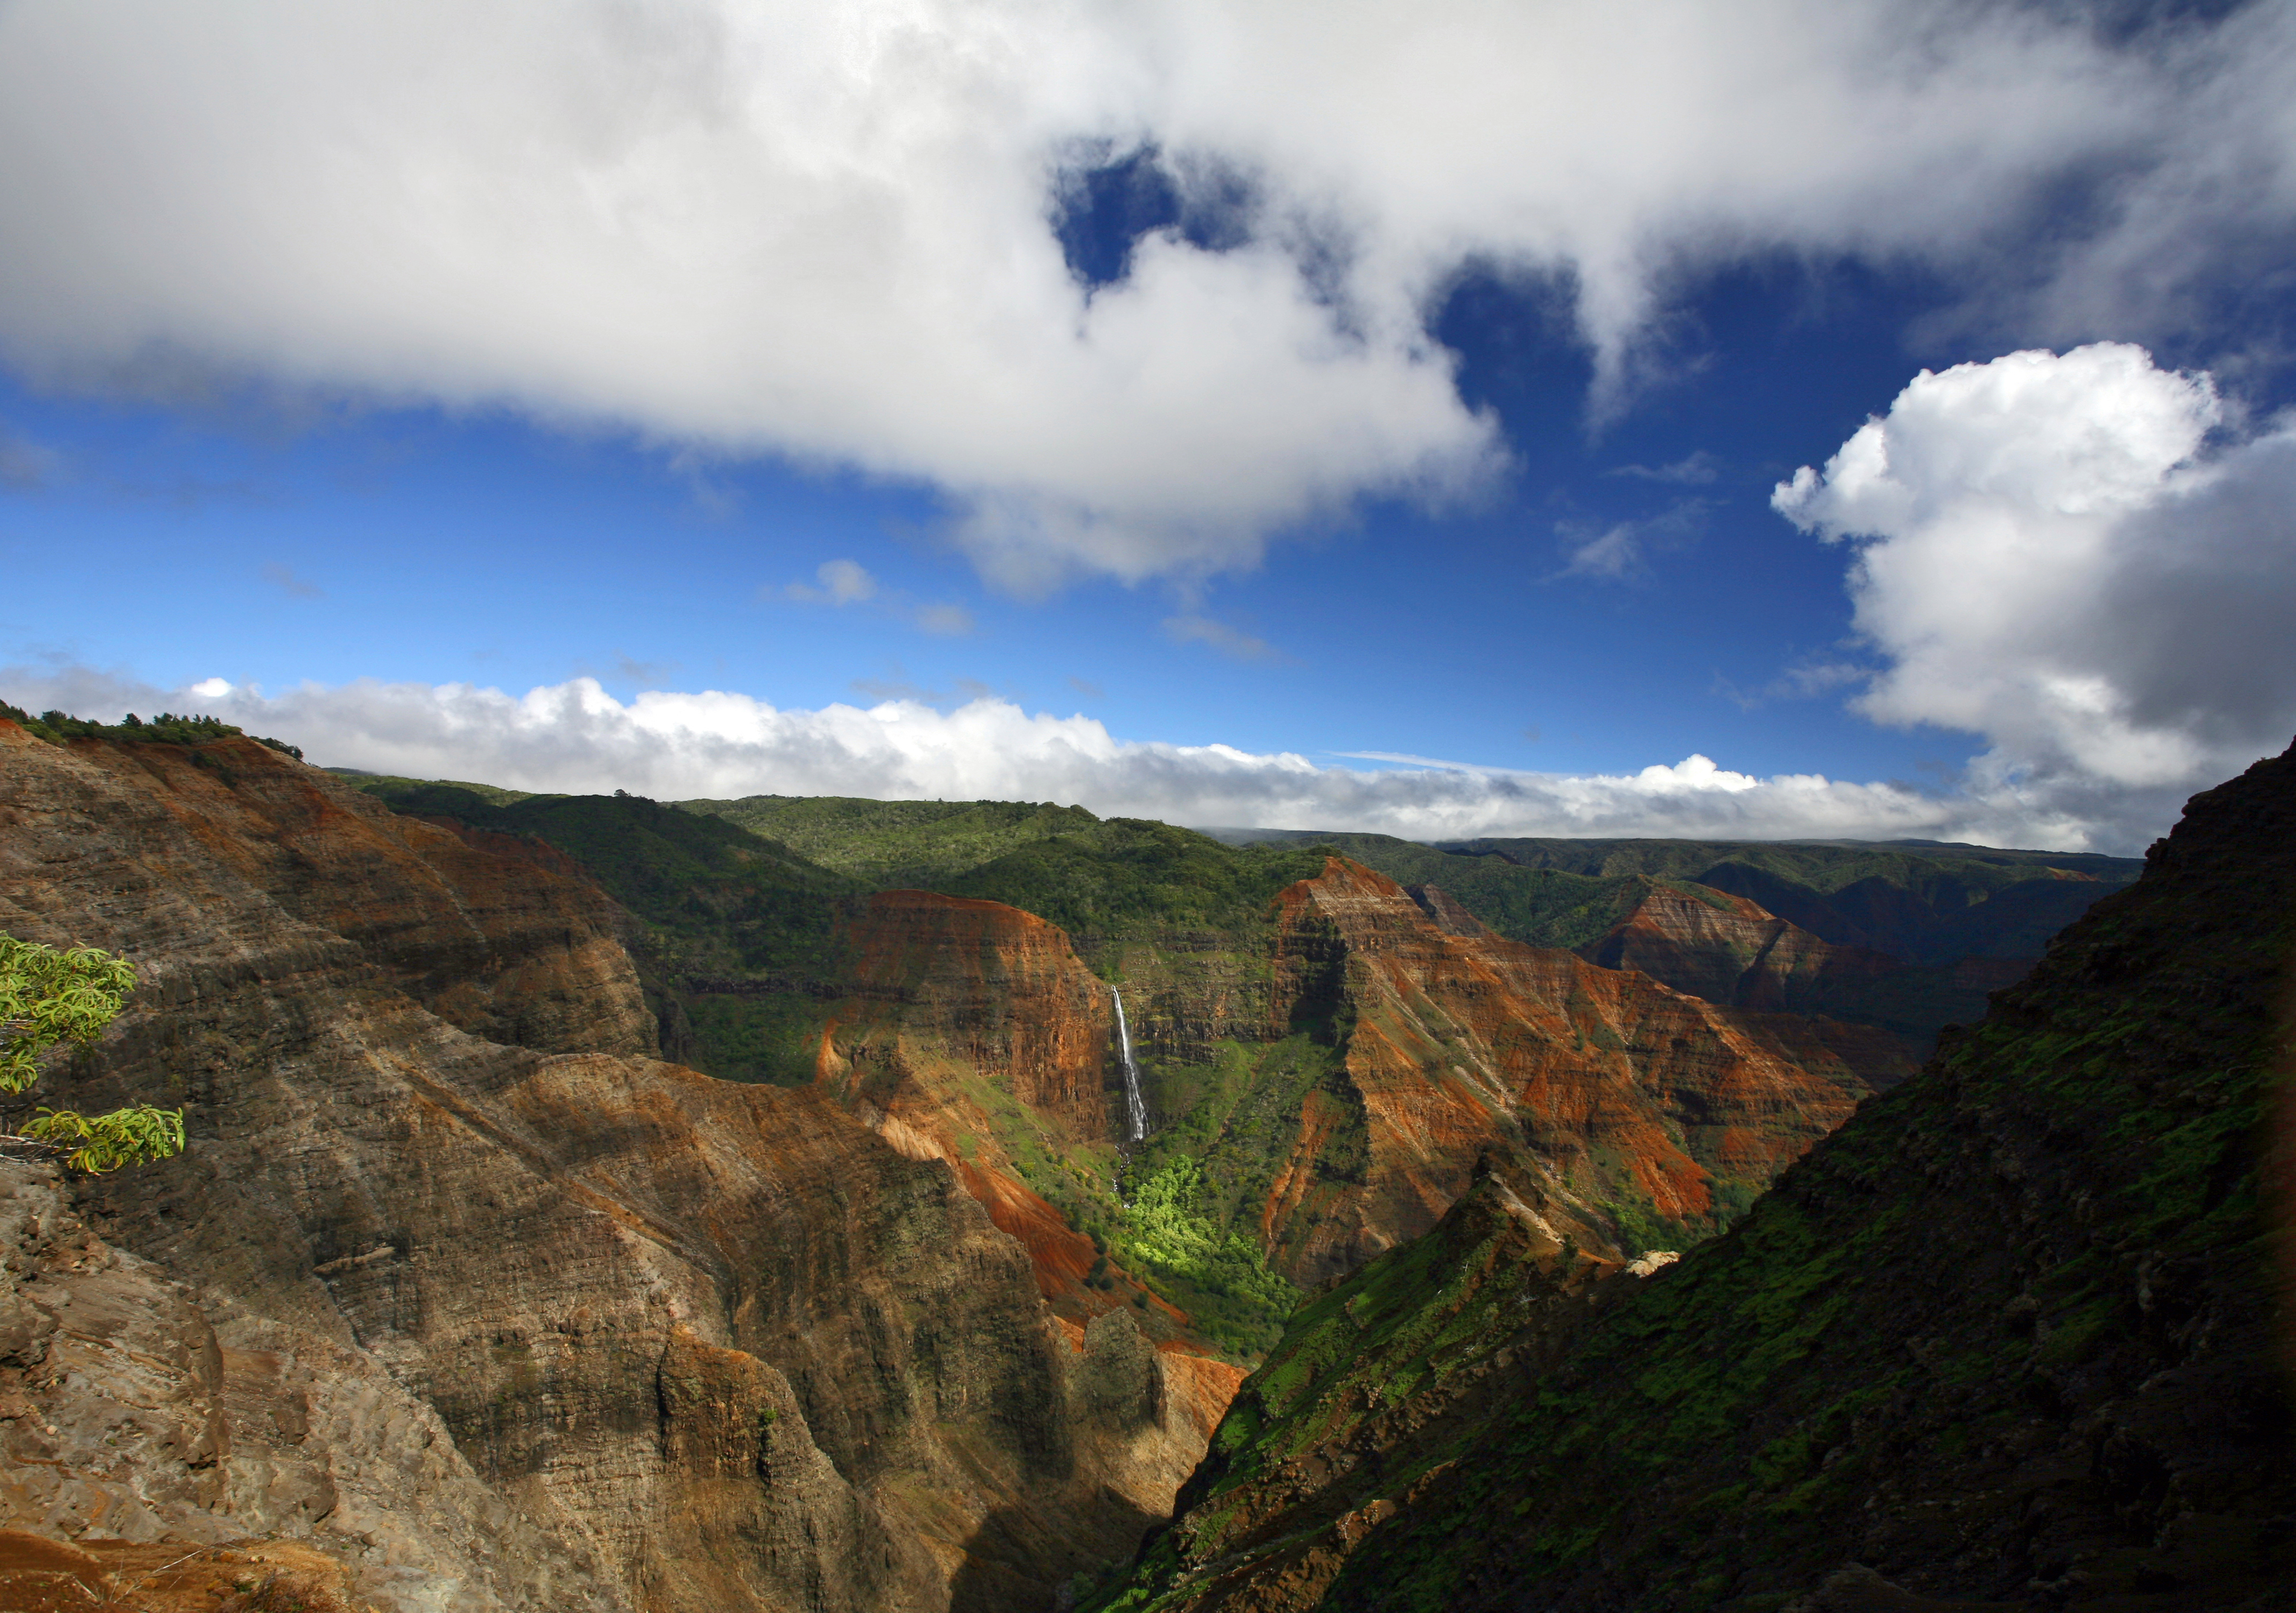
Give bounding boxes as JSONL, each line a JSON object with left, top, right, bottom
{"left": 1109, "top": 751, "right": 2293, "bottom": 1610}
{"left": 943, "top": 820, "right": 1332, "bottom": 940}
{"left": 1121, "top": 1156, "right": 1296, "bottom": 1319}
{"left": 678, "top": 794, "right": 1105, "bottom": 887}
{"left": 4, "top": 699, "right": 304, "bottom": 760}
{"left": 349, "top": 780, "right": 860, "bottom": 1084}
{"left": 1082, "top": 1167, "right": 1574, "bottom": 1612}
{"left": 1, "top": 936, "right": 185, "bottom": 1172}
{"left": 683, "top": 794, "right": 1335, "bottom": 937}
{"left": 324, "top": 768, "right": 535, "bottom": 806}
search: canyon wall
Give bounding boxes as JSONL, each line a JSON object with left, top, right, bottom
{"left": 1101, "top": 745, "right": 2296, "bottom": 1613}
{"left": 0, "top": 723, "right": 1217, "bottom": 1612}
{"left": 1256, "top": 857, "right": 1914, "bottom": 1283}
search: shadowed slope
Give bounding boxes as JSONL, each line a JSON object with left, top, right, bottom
{"left": 1101, "top": 743, "right": 2296, "bottom": 1612}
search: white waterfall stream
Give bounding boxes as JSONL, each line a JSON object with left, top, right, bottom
{"left": 1112, "top": 987, "right": 1147, "bottom": 1143}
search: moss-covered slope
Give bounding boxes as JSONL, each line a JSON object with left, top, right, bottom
{"left": 1111, "top": 745, "right": 2296, "bottom": 1612}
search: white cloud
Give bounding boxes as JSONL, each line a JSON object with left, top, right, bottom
{"left": 1606, "top": 451, "right": 1720, "bottom": 486}
{"left": 779, "top": 559, "right": 879, "bottom": 606}
{"left": 1553, "top": 500, "right": 1706, "bottom": 581}
{"left": 0, "top": 664, "right": 2201, "bottom": 851}
{"left": 1775, "top": 341, "right": 2296, "bottom": 805}
{"left": 0, "top": 2, "right": 2288, "bottom": 587}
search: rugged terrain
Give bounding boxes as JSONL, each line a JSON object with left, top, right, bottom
{"left": 1094, "top": 743, "right": 2296, "bottom": 1612}
{"left": 0, "top": 720, "right": 1229, "bottom": 1612}
{"left": 353, "top": 780, "right": 1931, "bottom": 1354}
{"left": 1221, "top": 829, "right": 2141, "bottom": 1055}
{"left": 0, "top": 717, "right": 2156, "bottom": 1609}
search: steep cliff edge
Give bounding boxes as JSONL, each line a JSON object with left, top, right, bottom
{"left": 1101, "top": 744, "right": 2296, "bottom": 1612}
{"left": 1578, "top": 882, "right": 1902, "bottom": 1017}
{"left": 1256, "top": 858, "right": 1912, "bottom": 1284}
{"left": 793, "top": 850, "right": 1911, "bottom": 1358}
{"left": 810, "top": 888, "right": 1153, "bottom": 1324}
{"left": 0, "top": 721, "right": 1225, "bottom": 1612}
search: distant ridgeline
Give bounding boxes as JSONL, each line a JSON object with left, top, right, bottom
{"left": 1213, "top": 825, "right": 2142, "bottom": 1048}
{"left": 331, "top": 771, "right": 2135, "bottom": 1363}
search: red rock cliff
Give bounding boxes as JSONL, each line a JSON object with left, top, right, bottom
{"left": 811, "top": 891, "right": 1171, "bottom": 1327}
{"left": 1263, "top": 858, "right": 1913, "bottom": 1284}
{"left": 1579, "top": 881, "right": 1904, "bottom": 1017}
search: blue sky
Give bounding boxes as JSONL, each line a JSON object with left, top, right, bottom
{"left": 4, "top": 2, "right": 2295, "bottom": 852}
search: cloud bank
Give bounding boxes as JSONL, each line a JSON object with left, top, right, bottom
{"left": 0, "top": 662, "right": 2190, "bottom": 853}
{"left": 8, "top": 341, "right": 2285, "bottom": 854}
{"left": 1776, "top": 341, "right": 2296, "bottom": 822}
{"left": 1, "top": 1, "right": 2289, "bottom": 588}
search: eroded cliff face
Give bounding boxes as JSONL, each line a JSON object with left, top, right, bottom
{"left": 799, "top": 852, "right": 1914, "bottom": 1336}
{"left": 1107, "top": 746, "right": 2296, "bottom": 1613}
{"left": 810, "top": 890, "right": 1190, "bottom": 1330}
{"left": 1260, "top": 859, "right": 1915, "bottom": 1283}
{"left": 1, "top": 1156, "right": 608, "bottom": 1613}
{"left": 0, "top": 723, "right": 1219, "bottom": 1612}
{"left": 1578, "top": 882, "right": 1901, "bottom": 1016}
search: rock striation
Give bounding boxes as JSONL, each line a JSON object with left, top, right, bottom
{"left": 1258, "top": 857, "right": 1914, "bottom": 1284}
{"left": 1101, "top": 743, "right": 2296, "bottom": 1612}
{"left": 1578, "top": 881, "right": 1903, "bottom": 1016}
{"left": 0, "top": 722, "right": 1224, "bottom": 1612}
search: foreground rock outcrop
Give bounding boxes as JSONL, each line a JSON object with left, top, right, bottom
{"left": 1098, "top": 743, "right": 2296, "bottom": 1612}
{"left": 0, "top": 722, "right": 1225, "bottom": 1611}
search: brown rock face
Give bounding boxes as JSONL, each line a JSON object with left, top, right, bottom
{"left": 0, "top": 723, "right": 1213, "bottom": 1612}
{"left": 1578, "top": 882, "right": 1902, "bottom": 1016}
{"left": 1262, "top": 858, "right": 1915, "bottom": 1283}
{"left": 838, "top": 890, "right": 1115, "bottom": 1130}
{"left": 812, "top": 891, "right": 1181, "bottom": 1325}
{"left": 1, "top": 1157, "right": 605, "bottom": 1612}
{"left": 0, "top": 730, "right": 654, "bottom": 1059}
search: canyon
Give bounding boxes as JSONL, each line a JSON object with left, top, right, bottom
{"left": 0, "top": 717, "right": 2137, "bottom": 1610}
{"left": 1093, "top": 743, "right": 2296, "bottom": 1612}
{"left": 0, "top": 723, "right": 1226, "bottom": 1612}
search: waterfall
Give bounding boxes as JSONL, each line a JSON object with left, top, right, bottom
{"left": 1112, "top": 986, "right": 1147, "bottom": 1143}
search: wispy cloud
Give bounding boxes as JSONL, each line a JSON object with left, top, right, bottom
{"left": 1552, "top": 499, "right": 1708, "bottom": 582}
{"left": 261, "top": 562, "right": 323, "bottom": 600}
{"left": 1605, "top": 451, "right": 1719, "bottom": 485}
{"left": 1715, "top": 656, "right": 1872, "bottom": 711}
{"left": 1163, "top": 614, "right": 1288, "bottom": 664}
{"left": 772, "top": 559, "right": 973, "bottom": 635}
{"left": 0, "top": 425, "right": 59, "bottom": 491}
{"left": 777, "top": 558, "right": 879, "bottom": 606}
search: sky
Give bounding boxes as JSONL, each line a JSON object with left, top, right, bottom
{"left": 4, "top": 0, "right": 2295, "bottom": 854}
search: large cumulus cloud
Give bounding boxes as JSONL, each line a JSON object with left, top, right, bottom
{"left": 1, "top": 1, "right": 2289, "bottom": 588}
{"left": 1775, "top": 341, "right": 2296, "bottom": 821}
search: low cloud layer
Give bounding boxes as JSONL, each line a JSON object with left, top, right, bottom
{"left": 1776, "top": 342, "right": 2296, "bottom": 811}
{"left": 2, "top": 2, "right": 2290, "bottom": 588}
{"left": 0, "top": 662, "right": 2213, "bottom": 853}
